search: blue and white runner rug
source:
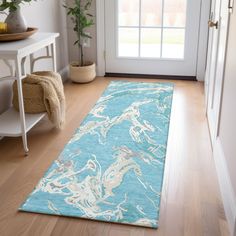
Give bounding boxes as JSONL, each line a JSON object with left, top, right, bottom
{"left": 20, "top": 81, "right": 174, "bottom": 228}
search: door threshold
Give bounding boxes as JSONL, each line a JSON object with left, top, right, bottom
{"left": 105, "top": 73, "right": 197, "bottom": 81}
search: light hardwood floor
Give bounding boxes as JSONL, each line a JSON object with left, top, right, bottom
{"left": 0, "top": 77, "right": 229, "bottom": 236}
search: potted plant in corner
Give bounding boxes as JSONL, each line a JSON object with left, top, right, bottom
{"left": 64, "top": 0, "right": 96, "bottom": 83}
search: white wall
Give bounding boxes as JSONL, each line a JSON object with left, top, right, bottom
{"left": 213, "top": 8, "right": 236, "bottom": 236}
{"left": 219, "top": 12, "right": 236, "bottom": 199}
{"left": 0, "top": 0, "right": 69, "bottom": 114}
{"left": 219, "top": 8, "right": 236, "bottom": 206}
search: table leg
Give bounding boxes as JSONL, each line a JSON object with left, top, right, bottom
{"left": 15, "top": 58, "right": 29, "bottom": 155}
{"left": 51, "top": 42, "right": 57, "bottom": 72}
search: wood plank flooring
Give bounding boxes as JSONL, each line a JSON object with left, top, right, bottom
{"left": 0, "top": 77, "right": 229, "bottom": 236}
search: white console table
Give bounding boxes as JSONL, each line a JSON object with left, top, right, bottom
{"left": 0, "top": 32, "right": 59, "bottom": 155}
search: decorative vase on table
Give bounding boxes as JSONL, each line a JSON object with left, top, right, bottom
{"left": 5, "top": 8, "right": 27, "bottom": 33}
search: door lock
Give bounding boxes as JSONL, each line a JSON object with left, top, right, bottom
{"left": 208, "top": 20, "right": 218, "bottom": 29}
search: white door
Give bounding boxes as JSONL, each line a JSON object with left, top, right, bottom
{"left": 205, "top": 0, "right": 230, "bottom": 141}
{"left": 105, "top": 0, "right": 202, "bottom": 76}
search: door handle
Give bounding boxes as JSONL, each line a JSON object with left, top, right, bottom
{"left": 208, "top": 20, "right": 218, "bottom": 29}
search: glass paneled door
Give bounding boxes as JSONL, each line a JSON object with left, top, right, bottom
{"left": 105, "top": 0, "right": 202, "bottom": 76}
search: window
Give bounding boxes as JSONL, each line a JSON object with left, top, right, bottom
{"left": 118, "top": 0, "right": 187, "bottom": 59}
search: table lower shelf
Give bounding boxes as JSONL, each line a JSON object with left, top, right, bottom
{"left": 0, "top": 107, "right": 46, "bottom": 137}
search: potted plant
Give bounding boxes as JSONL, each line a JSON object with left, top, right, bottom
{"left": 0, "top": 0, "right": 37, "bottom": 33}
{"left": 64, "top": 0, "right": 96, "bottom": 83}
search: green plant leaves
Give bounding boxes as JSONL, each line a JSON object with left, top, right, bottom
{"left": 0, "top": 0, "right": 38, "bottom": 12}
{"left": 63, "top": 0, "right": 94, "bottom": 66}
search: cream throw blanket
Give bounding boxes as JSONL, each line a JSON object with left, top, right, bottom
{"left": 13, "top": 71, "right": 66, "bottom": 129}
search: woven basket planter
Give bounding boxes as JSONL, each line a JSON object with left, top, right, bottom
{"left": 69, "top": 62, "right": 96, "bottom": 83}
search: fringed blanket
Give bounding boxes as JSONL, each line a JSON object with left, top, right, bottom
{"left": 13, "top": 71, "right": 65, "bottom": 129}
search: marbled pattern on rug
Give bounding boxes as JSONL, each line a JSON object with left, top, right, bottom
{"left": 20, "top": 81, "right": 174, "bottom": 228}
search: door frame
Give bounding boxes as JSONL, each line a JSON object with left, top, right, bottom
{"left": 206, "top": 0, "right": 231, "bottom": 142}
{"left": 96, "top": 0, "right": 211, "bottom": 81}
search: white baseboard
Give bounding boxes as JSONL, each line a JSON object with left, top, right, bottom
{"left": 213, "top": 138, "right": 236, "bottom": 236}
{"left": 59, "top": 66, "right": 69, "bottom": 83}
